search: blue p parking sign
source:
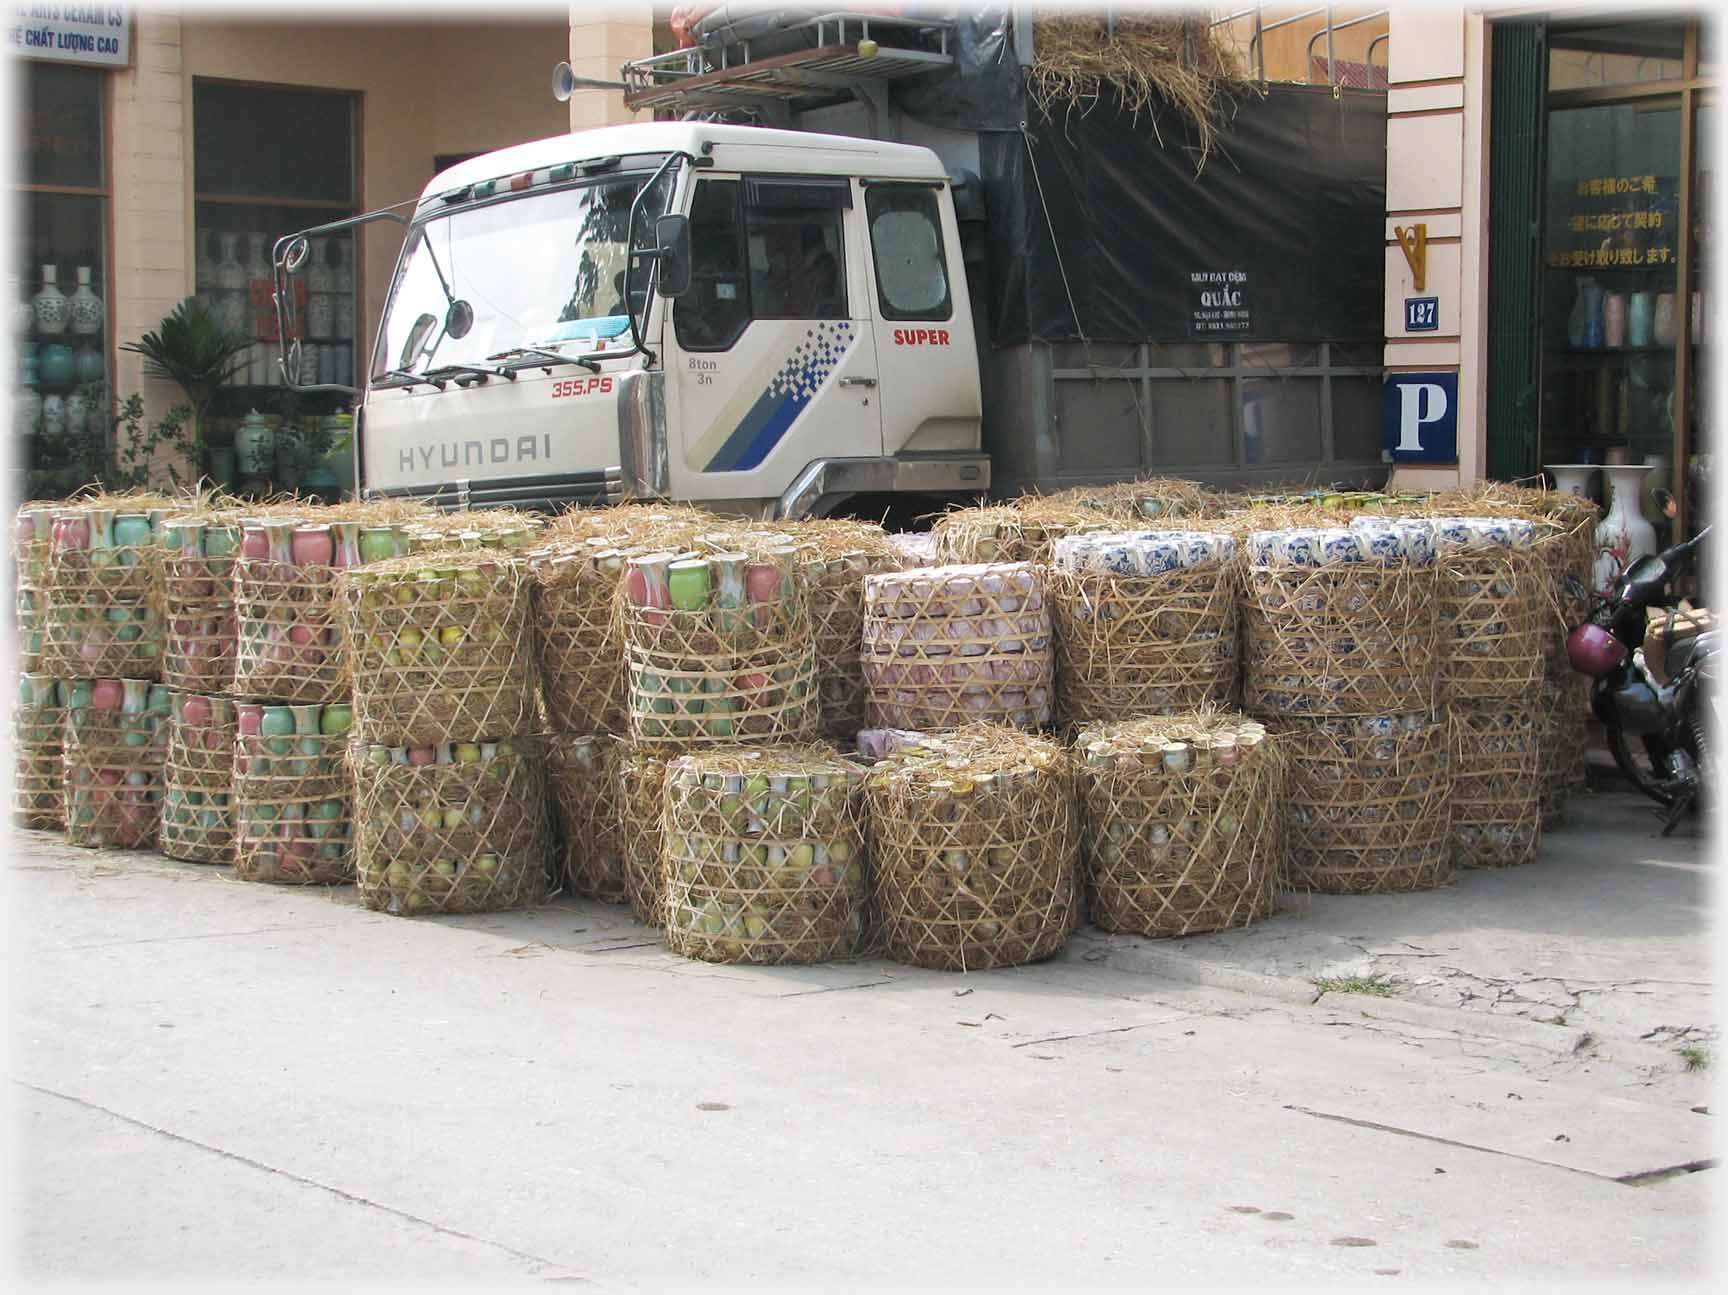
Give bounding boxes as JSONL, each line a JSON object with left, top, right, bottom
{"left": 1383, "top": 372, "right": 1458, "bottom": 463}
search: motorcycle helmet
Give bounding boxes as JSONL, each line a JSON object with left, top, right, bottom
{"left": 1567, "top": 623, "right": 1630, "bottom": 677}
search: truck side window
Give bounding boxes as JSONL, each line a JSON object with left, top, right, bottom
{"left": 676, "top": 178, "right": 750, "bottom": 351}
{"left": 745, "top": 205, "right": 845, "bottom": 321}
{"left": 865, "top": 185, "right": 952, "bottom": 321}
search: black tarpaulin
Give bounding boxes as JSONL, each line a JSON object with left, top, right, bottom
{"left": 980, "top": 82, "right": 1387, "bottom": 346}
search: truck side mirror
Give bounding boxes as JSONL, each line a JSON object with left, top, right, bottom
{"left": 655, "top": 214, "right": 691, "bottom": 298}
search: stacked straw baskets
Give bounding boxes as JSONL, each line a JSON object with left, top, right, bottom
{"left": 229, "top": 516, "right": 369, "bottom": 884}
{"left": 232, "top": 700, "right": 354, "bottom": 883}
{"left": 159, "top": 691, "right": 237, "bottom": 864}
{"left": 1431, "top": 516, "right": 1545, "bottom": 869}
{"left": 13, "top": 503, "right": 55, "bottom": 673}
{"left": 1075, "top": 713, "right": 1282, "bottom": 937}
{"left": 1047, "top": 529, "right": 1238, "bottom": 726}
{"left": 795, "top": 520, "right": 903, "bottom": 740}
{"left": 862, "top": 563, "right": 1053, "bottom": 731}
{"left": 159, "top": 512, "right": 244, "bottom": 694}
{"left": 529, "top": 506, "right": 708, "bottom": 913}
{"left": 342, "top": 549, "right": 550, "bottom": 914}
{"left": 865, "top": 726, "right": 1080, "bottom": 970}
{"left": 1240, "top": 515, "right": 1451, "bottom": 893}
{"left": 63, "top": 679, "right": 171, "bottom": 849}
{"left": 661, "top": 745, "right": 869, "bottom": 963}
{"left": 39, "top": 502, "right": 168, "bottom": 681}
{"left": 14, "top": 673, "right": 65, "bottom": 829}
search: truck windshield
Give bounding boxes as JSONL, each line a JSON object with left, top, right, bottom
{"left": 373, "top": 170, "right": 671, "bottom": 381}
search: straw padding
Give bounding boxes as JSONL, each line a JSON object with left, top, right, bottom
{"left": 546, "top": 733, "right": 627, "bottom": 904}
{"left": 1075, "top": 713, "right": 1281, "bottom": 937}
{"left": 620, "top": 551, "right": 820, "bottom": 745}
{"left": 351, "top": 740, "right": 550, "bottom": 915}
{"left": 618, "top": 743, "right": 672, "bottom": 926}
{"left": 1434, "top": 526, "right": 1545, "bottom": 701}
{"left": 233, "top": 557, "right": 346, "bottom": 704}
{"left": 339, "top": 553, "right": 537, "bottom": 747}
{"left": 160, "top": 694, "right": 237, "bottom": 864}
{"left": 1241, "top": 556, "right": 1439, "bottom": 717}
{"left": 63, "top": 702, "right": 166, "bottom": 850}
{"left": 13, "top": 703, "right": 64, "bottom": 829}
{"left": 798, "top": 521, "right": 903, "bottom": 739}
{"left": 1277, "top": 712, "right": 1452, "bottom": 894}
{"left": 661, "top": 745, "right": 868, "bottom": 964}
{"left": 1451, "top": 699, "right": 1540, "bottom": 869}
{"left": 862, "top": 563, "right": 1054, "bottom": 732}
{"left": 531, "top": 547, "right": 632, "bottom": 735}
{"left": 41, "top": 527, "right": 165, "bottom": 680}
{"left": 1040, "top": 477, "right": 1218, "bottom": 523}
{"left": 1050, "top": 563, "right": 1237, "bottom": 725}
{"left": 161, "top": 547, "right": 238, "bottom": 694}
{"left": 232, "top": 730, "right": 351, "bottom": 884}
{"left": 930, "top": 502, "right": 1112, "bottom": 565}
{"left": 1538, "top": 676, "right": 1591, "bottom": 827}
{"left": 866, "top": 725, "right": 1080, "bottom": 971}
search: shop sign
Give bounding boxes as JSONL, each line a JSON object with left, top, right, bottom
{"left": 1383, "top": 372, "right": 1457, "bottom": 463}
{"left": 8, "top": 6, "right": 132, "bottom": 68}
{"left": 1187, "top": 269, "right": 1252, "bottom": 335}
{"left": 1546, "top": 172, "right": 1676, "bottom": 270}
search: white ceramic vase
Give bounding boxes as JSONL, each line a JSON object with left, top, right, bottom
{"left": 1594, "top": 464, "right": 1659, "bottom": 594}
{"left": 40, "top": 393, "right": 65, "bottom": 436}
{"left": 32, "top": 264, "right": 69, "bottom": 334}
{"left": 216, "top": 234, "right": 246, "bottom": 292}
{"left": 307, "top": 290, "right": 335, "bottom": 342}
{"left": 1546, "top": 463, "right": 1598, "bottom": 502}
{"left": 68, "top": 266, "right": 103, "bottom": 335}
{"left": 64, "top": 389, "right": 89, "bottom": 435}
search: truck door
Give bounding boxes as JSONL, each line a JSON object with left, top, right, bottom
{"left": 859, "top": 180, "right": 979, "bottom": 456}
{"left": 663, "top": 173, "right": 881, "bottom": 504}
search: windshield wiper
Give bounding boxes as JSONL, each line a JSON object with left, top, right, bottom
{"left": 374, "top": 367, "right": 447, "bottom": 390}
{"left": 487, "top": 346, "right": 601, "bottom": 374}
{"left": 421, "top": 363, "right": 499, "bottom": 386}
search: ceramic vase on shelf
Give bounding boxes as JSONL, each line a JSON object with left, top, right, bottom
{"left": 39, "top": 343, "right": 75, "bottom": 386}
{"left": 195, "top": 228, "right": 216, "bottom": 293}
{"left": 216, "top": 233, "right": 246, "bottom": 292}
{"left": 74, "top": 343, "right": 104, "bottom": 384}
{"left": 40, "top": 394, "right": 65, "bottom": 437}
{"left": 306, "top": 238, "right": 334, "bottom": 294}
{"left": 333, "top": 291, "right": 354, "bottom": 342}
{"left": 10, "top": 273, "right": 33, "bottom": 337}
{"left": 1653, "top": 292, "right": 1678, "bottom": 347}
{"left": 235, "top": 409, "right": 275, "bottom": 477}
{"left": 1628, "top": 291, "right": 1654, "bottom": 347}
{"left": 1603, "top": 291, "right": 1627, "bottom": 348}
{"left": 32, "top": 264, "right": 69, "bottom": 335}
{"left": 1641, "top": 454, "right": 1670, "bottom": 529}
{"left": 64, "top": 389, "right": 89, "bottom": 436}
{"left": 1594, "top": 464, "right": 1659, "bottom": 595}
{"left": 245, "top": 233, "right": 273, "bottom": 339}
{"left": 1547, "top": 463, "right": 1599, "bottom": 502}
{"left": 20, "top": 388, "right": 42, "bottom": 433}
{"left": 68, "top": 266, "right": 103, "bottom": 335}
{"left": 331, "top": 237, "right": 353, "bottom": 295}
{"left": 306, "top": 288, "right": 335, "bottom": 342}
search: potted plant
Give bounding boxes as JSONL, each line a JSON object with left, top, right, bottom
{"left": 119, "top": 296, "right": 250, "bottom": 476}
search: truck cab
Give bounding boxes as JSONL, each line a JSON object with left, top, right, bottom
{"left": 279, "top": 122, "right": 987, "bottom": 518}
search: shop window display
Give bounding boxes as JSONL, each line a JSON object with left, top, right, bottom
{"left": 16, "top": 63, "right": 113, "bottom": 496}
{"left": 192, "top": 78, "right": 360, "bottom": 487}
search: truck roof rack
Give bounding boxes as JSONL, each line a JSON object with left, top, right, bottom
{"left": 622, "top": 11, "right": 955, "bottom": 117}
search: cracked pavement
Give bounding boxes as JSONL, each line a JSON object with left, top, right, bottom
{"left": 8, "top": 786, "right": 1719, "bottom": 1286}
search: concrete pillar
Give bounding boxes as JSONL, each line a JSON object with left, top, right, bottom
{"left": 567, "top": 2, "right": 653, "bottom": 130}
{"left": 1382, "top": 5, "right": 1486, "bottom": 492}
{"left": 107, "top": 6, "right": 196, "bottom": 482}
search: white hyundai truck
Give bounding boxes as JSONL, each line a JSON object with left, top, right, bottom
{"left": 275, "top": 121, "right": 988, "bottom": 519}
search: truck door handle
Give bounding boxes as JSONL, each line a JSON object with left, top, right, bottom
{"left": 838, "top": 376, "right": 877, "bottom": 388}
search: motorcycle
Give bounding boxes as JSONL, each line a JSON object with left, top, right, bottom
{"left": 1566, "top": 517, "right": 1713, "bottom": 835}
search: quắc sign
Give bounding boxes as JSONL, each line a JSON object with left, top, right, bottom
{"left": 1187, "top": 269, "right": 1252, "bottom": 336}
{"left": 1382, "top": 371, "right": 1458, "bottom": 463}
{"left": 8, "top": 6, "right": 132, "bottom": 68}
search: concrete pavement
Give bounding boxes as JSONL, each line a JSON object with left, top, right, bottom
{"left": 7, "top": 790, "right": 1720, "bottom": 1288}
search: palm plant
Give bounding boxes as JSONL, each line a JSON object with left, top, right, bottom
{"left": 119, "top": 296, "right": 251, "bottom": 453}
